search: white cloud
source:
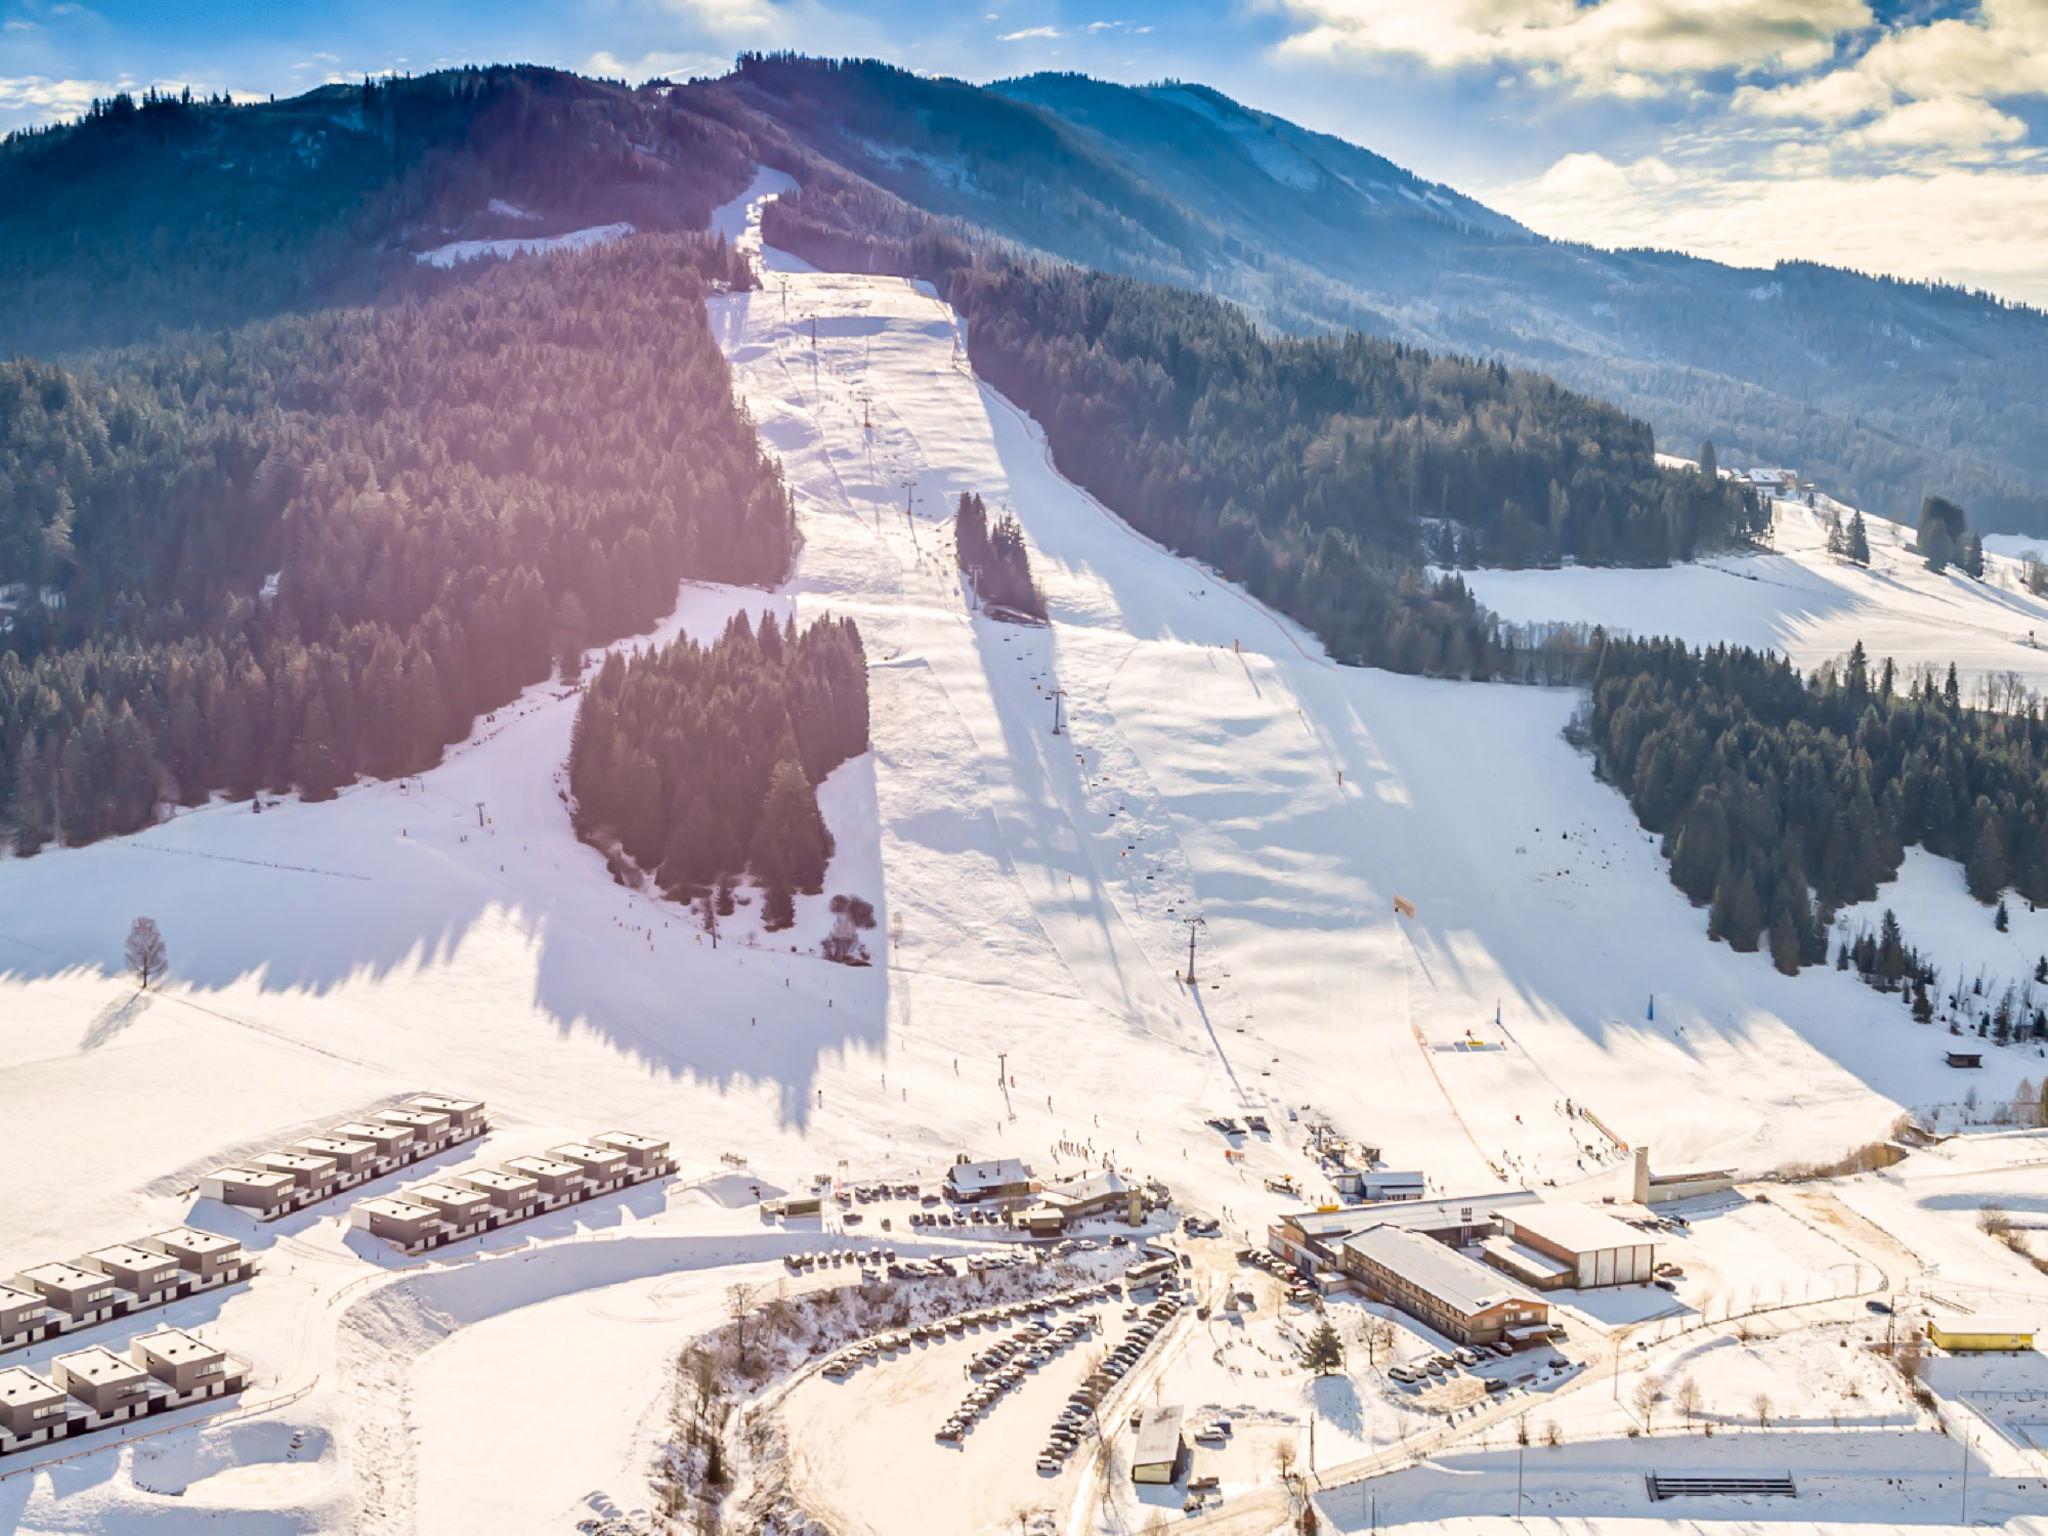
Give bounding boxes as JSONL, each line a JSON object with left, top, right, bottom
{"left": 585, "top": 47, "right": 732, "bottom": 82}
{"left": 0, "top": 73, "right": 110, "bottom": 123}
{"left": 1269, "top": 0, "right": 1871, "bottom": 96}
{"left": 651, "top": 0, "right": 783, "bottom": 31}
{"left": 1852, "top": 96, "right": 2028, "bottom": 151}
{"left": 998, "top": 25, "right": 1062, "bottom": 40}
{"left": 1488, "top": 148, "right": 2048, "bottom": 305}
{"left": 1737, "top": 0, "right": 2048, "bottom": 125}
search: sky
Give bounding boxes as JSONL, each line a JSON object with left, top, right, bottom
{"left": 2, "top": 0, "right": 2045, "bottom": 304}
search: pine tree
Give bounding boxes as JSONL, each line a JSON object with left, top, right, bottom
{"left": 1300, "top": 1320, "right": 1346, "bottom": 1375}
{"left": 1697, "top": 440, "right": 1718, "bottom": 482}
{"left": 1996, "top": 898, "right": 2010, "bottom": 932}
{"left": 1847, "top": 511, "right": 1870, "bottom": 565}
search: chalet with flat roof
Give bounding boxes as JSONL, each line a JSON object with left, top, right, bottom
{"left": 143, "top": 1228, "right": 248, "bottom": 1286}
{"left": 350, "top": 1197, "right": 444, "bottom": 1249}
{"left": 504, "top": 1154, "right": 585, "bottom": 1204}
{"left": 375, "top": 1106, "right": 453, "bottom": 1150}
{"left": 333, "top": 1120, "right": 416, "bottom": 1167}
{"left": 81, "top": 1244, "right": 181, "bottom": 1307}
{"left": 292, "top": 1134, "right": 377, "bottom": 1181}
{"left": 406, "top": 1094, "right": 487, "bottom": 1138}
{"left": 550, "top": 1142, "right": 630, "bottom": 1192}
{"left": 200, "top": 1166, "right": 298, "bottom": 1219}
{"left": 52, "top": 1344, "right": 150, "bottom": 1422}
{"left": 130, "top": 1327, "right": 243, "bottom": 1403}
{"left": 458, "top": 1167, "right": 540, "bottom": 1216}
{"left": 594, "top": 1130, "right": 673, "bottom": 1177}
{"left": 0, "top": 1286, "right": 52, "bottom": 1352}
{"left": 406, "top": 1182, "right": 491, "bottom": 1239}
{"left": 0, "top": 1367, "right": 69, "bottom": 1447}
{"left": 13, "top": 1262, "right": 119, "bottom": 1326}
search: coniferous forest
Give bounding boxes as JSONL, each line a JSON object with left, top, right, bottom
{"left": 0, "top": 233, "right": 790, "bottom": 851}
{"left": 567, "top": 612, "right": 869, "bottom": 927}
{"left": 953, "top": 492, "right": 1045, "bottom": 621}
{"left": 1589, "top": 636, "right": 2048, "bottom": 974}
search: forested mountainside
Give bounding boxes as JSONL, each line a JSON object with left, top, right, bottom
{"left": 767, "top": 182, "right": 1759, "bottom": 675}
{"left": 1590, "top": 637, "right": 2048, "bottom": 973}
{"left": 8, "top": 58, "right": 2043, "bottom": 534}
{"left": 728, "top": 57, "right": 2048, "bottom": 536}
{"left": 0, "top": 66, "right": 763, "bottom": 355}
{"left": 0, "top": 234, "right": 791, "bottom": 849}
{"left": 569, "top": 611, "right": 869, "bottom": 923}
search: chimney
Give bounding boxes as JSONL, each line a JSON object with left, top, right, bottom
{"left": 1632, "top": 1145, "right": 1651, "bottom": 1206}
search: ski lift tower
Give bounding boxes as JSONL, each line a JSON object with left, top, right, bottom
{"left": 1050, "top": 687, "right": 1067, "bottom": 736}
{"left": 1181, "top": 916, "right": 1207, "bottom": 985}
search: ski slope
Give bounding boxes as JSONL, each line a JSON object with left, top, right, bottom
{"left": 1, "top": 175, "right": 2045, "bottom": 1531}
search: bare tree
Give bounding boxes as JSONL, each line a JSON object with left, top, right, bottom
{"left": 1633, "top": 1376, "right": 1660, "bottom": 1434}
{"left": 1752, "top": 1391, "right": 1772, "bottom": 1429}
{"left": 125, "top": 916, "right": 167, "bottom": 988}
{"left": 727, "top": 1281, "right": 767, "bottom": 1369}
{"left": 1676, "top": 1375, "right": 1703, "bottom": 1429}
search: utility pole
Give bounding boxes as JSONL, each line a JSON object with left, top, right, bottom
{"left": 1050, "top": 687, "right": 1067, "bottom": 736}
{"left": 1516, "top": 1442, "right": 1525, "bottom": 1521}
{"left": 1961, "top": 1430, "right": 1970, "bottom": 1524}
{"left": 1182, "top": 916, "right": 1205, "bottom": 985}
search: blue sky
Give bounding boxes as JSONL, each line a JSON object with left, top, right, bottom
{"left": 4, "top": 0, "right": 2045, "bottom": 302}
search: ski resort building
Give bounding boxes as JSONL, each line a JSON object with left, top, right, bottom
{"left": 332, "top": 1120, "right": 419, "bottom": 1169}
{"left": 405, "top": 1182, "right": 493, "bottom": 1240}
{"left": 1486, "top": 1203, "right": 1656, "bottom": 1290}
{"left": 1131, "top": 1405, "right": 1186, "bottom": 1484}
{"left": 945, "top": 1155, "right": 1035, "bottom": 1203}
{"left": 1628, "top": 1147, "right": 1734, "bottom": 1207}
{"left": 1336, "top": 1225, "right": 1551, "bottom": 1347}
{"left": 1927, "top": 1317, "right": 2036, "bottom": 1352}
{"left": 504, "top": 1154, "right": 587, "bottom": 1204}
{"left": 292, "top": 1133, "right": 378, "bottom": 1181}
{"left": 1020, "top": 1169, "right": 1138, "bottom": 1233}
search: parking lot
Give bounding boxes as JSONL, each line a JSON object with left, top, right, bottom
{"left": 778, "top": 1269, "right": 1188, "bottom": 1535}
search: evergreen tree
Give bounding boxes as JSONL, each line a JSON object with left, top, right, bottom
{"left": 1697, "top": 440, "right": 1718, "bottom": 482}
{"left": 1300, "top": 1320, "right": 1346, "bottom": 1376}
{"left": 1847, "top": 511, "right": 1870, "bottom": 565}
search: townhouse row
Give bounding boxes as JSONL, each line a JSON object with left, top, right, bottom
{"left": 351, "top": 1130, "right": 674, "bottom": 1254}
{"left": 199, "top": 1094, "right": 489, "bottom": 1221}
{"left": 2, "top": 1228, "right": 251, "bottom": 1357}
{"left": 0, "top": 1326, "right": 247, "bottom": 1457}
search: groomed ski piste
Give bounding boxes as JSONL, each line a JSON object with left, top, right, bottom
{"left": 0, "top": 169, "right": 2045, "bottom": 1535}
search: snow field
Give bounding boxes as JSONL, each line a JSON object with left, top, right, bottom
{"left": 2, "top": 174, "right": 2048, "bottom": 1533}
